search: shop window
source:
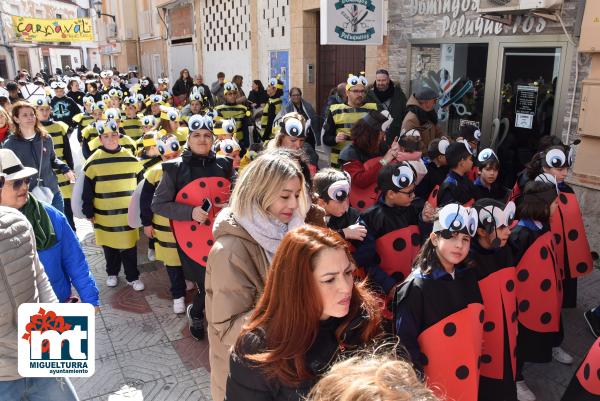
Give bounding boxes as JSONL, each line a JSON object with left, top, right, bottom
{"left": 410, "top": 43, "right": 488, "bottom": 137}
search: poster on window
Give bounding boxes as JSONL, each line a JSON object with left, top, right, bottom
{"left": 515, "top": 85, "right": 538, "bottom": 129}
{"left": 320, "top": 0, "right": 384, "bottom": 45}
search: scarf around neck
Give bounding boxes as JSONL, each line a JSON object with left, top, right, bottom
{"left": 20, "top": 194, "right": 56, "bottom": 250}
{"left": 236, "top": 208, "right": 305, "bottom": 262}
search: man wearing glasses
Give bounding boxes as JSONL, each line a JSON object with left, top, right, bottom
{"left": 322, "top": 72, "right": 381, "bottom": 168}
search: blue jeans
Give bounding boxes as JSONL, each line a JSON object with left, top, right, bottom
{"left": 0, "top": 377, "right": 79, "bottom": 401}
{"left": 51, "top": 191, "right": 64, "bottom": 213}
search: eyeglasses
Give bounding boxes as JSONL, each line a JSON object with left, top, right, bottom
{"left": 396, "top": 186, "right": 416, "bottom": 195}
{"left": 11, "top": 177, "right": 31, "bottom": 190}
{"left": 290, "top": 93, "right": 302, "bottom": 97}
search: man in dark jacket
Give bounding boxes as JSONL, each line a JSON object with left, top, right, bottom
{"left": 191, "top": 74, "right": 214, "bottom": 106}
{"left": 367, "top": 69, "right": 408, "bottom": 144}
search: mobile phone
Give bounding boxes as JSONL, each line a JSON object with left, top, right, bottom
{"left": 201, "top": 198, "right": 212, "bottom": 213}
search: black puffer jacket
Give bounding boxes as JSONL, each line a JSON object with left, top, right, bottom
{"left": 225, "top": 313, "right": 373, "bottom": 401}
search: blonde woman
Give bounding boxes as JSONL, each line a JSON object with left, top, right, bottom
{"left": 205, "top": 150, "right": 310, "bottom": 401}
{"left": 307, "top": 354, "right": 439, "bottom": 401}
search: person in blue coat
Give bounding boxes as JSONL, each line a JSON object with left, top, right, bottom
{"left": 0, "top": 149, "right": 99, "bottom": 306}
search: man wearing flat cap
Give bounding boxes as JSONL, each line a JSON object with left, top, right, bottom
{"left": 401, "top": 86, "right": 444, "bottom": 147}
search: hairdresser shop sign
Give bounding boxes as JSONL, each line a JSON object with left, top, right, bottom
{"left": 321, "top": 0, "right": 384, "bottom": 45}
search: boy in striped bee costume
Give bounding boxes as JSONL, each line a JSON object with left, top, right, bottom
{"left": 35, "top": 96, "right": 77, "bottom": 230}
{"left": 121, "top": 96, "right": 143, "bottom": 141}
{"left": 74, "top": 95, "right": 96, "bottom": 143}
{"left": 215, "top": 82, "right": 250, "bottom": 148}
{"left": 259, "top": 76, "right": 284, "bottom": 142}
{"left": 87, "top": 108, "right": 138, "bottom": 156}
{"left": 139, "top": 132, "right": 185, "bottom": 313}
{"left": 82, "top": 120, "right": 145, "bottom": 291}
{"left": 81, "top": 101, "right": 107, "bottom": 158}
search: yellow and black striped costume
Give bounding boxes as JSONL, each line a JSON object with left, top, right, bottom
{"left": 83, "top": 147, "right": 142, "bottom": 249}
{"left": 81, "top": 123, "right": 99, "bottom": 143}
{"left": 327, "top": 102, "right": 379, "bottom": 168}
{"left": 140, "top": 155, "right": 161, "bottom": 174}
{"left": 121, "top": 117, "right": 143, "bottom": 141}
{"left": 72, "top": 113, "right": 94, "bottom": 135}
{"left": 215, "top": 104, "right": 249, "bottom": 143}
{"left": 88, "top": 133, "right": 137, "bottom": 156}
{"left": 259, "top": 97, "right": 282, "bottom": 140}
{"left": 42, "top": 120, "right": 73, "bottom": 199}
{"left": 143, "top": 164, "right": 181, "bottom": 267}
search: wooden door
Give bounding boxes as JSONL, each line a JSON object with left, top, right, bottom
{"left": 316, "top": 17, "right": 365, "bottom": 114}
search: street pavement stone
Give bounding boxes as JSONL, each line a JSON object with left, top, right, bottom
{"left": 71, "top": 217, "right": 600, "bottom": 401}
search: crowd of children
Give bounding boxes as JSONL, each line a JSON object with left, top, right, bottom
{"left": 0, "top": 68, "right": 597, "bottom": 401}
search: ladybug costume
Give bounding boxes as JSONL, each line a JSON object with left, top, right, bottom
{"left": 509, "top": 219, "right": 563, "bottom": 364}
{"left": 340, "top": 144, "right": 387, "bottom": 212}
{"left": 561, "top": 337, "right": 600, "bottom": 401}
{"left": 394, "top": 204, "right": 483, "bottom": 401}
{"left": 470, "top": 199, "right": 519, "bottom": 401}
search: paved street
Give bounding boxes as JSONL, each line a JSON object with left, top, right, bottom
{"left": 72, "top": 219, "right": 212, "bottom": 401}
{"left": 71, "top": 217, "right": 600, "bottom": 401}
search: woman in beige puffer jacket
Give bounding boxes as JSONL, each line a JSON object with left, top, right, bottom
{"left": 205, "top": 151, "right": 310, "bottom": 401}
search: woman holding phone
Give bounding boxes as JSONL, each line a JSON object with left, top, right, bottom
{"left": 338, "top": 110, "right": 399, "bottom": 212}
{"left": 152, "top": 114, "right": 237, "bottom": 339}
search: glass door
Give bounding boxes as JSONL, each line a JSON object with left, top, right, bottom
{"left": 493, "top": 46, "right": 564, "bottom": 187}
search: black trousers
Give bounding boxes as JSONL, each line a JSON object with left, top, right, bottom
{"left": 166, "top": 265, "right": 186, "bottom": 299}
{"left": 177, "top": 248, "right": 206, "bottom": 321}
{"left": 103, "top": 246, "right": 139, "bottom": 282}
{"left": 63, "top": 199, "right": 76, "bottom": 231}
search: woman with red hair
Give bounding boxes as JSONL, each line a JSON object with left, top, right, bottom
{"left": 226, "top": 225, "right": 382, "bottom": 401}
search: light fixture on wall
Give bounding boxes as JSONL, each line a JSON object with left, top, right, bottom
{"left": 92, "top": 0, "right": 117, "bottom": 23}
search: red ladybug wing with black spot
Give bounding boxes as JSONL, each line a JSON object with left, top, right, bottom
{"left": 509, "top": 181, "right": 521, "bottom": 204}
{"left": 419, "top": 303, "right": 484, "bottom": 401}
{"left": 477, "top": 267, "right": 518, "bottom": 380}
{"left": 557, "top": 192, "right": 593, "bottom": 278}
{"left": 172, "top": 177, "right": 231, "bottom": 267}
{"left": 550, "top": 209, "right": 565, "bottom": 274}
{"left": 375, "top": 225, "right": 420, "bottom": 282}
{"left": 349, "top": 182, "right": 377, "bottom": 212}
{"left": 427, "top": 185, "right": 439, "bottom": 209}
{"left": 575, "top": 337, "right": 600, "bottom": 396}
{"left": 514, "top": 232, "right": 562, "bottom": 333}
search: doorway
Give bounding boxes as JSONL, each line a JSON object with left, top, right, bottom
{"left": 316, "top": 17, "right": 365, "bottom": 114}
{"left": 494, "top": 47, "right": 562, "bottom": 186}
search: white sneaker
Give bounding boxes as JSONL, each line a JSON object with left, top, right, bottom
{"left": 516, "top": 380, "right": 536, "bottom": 401}
{"left": 552, "top": 346, "right": 573, "bottom": 365}
{"left": 106, "top": 275, "right": 118, "bottom": 287}
{"left": 128, "top": 279, "right": 145, "bottom": 291}
{"left": 185, "top": 280, "right": 196, "bottom": 291}
{"left": 173, "top": 297, "right": 186, "bottom": 314}
{"left": 147, "top": 249, "right": 156, "bottom": 261}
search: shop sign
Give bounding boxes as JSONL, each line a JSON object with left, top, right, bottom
{"left": 407, "top": 0, "right": 547, "bottom": 38}
{"left": 12, "top": 17, "right": 94, "bottom": 42}
{"left": 321, "top": 0, "right": 384, "bottom": 45}
{"left": 515, "top": 85, "right": 538, "bottom": 129}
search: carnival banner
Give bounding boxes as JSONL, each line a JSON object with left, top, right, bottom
{"left": 12, "top": 17, "right": 94, "bottom": 42}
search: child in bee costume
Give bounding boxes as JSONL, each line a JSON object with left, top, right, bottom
{"left": 81, "top": 119, "right": 145, "bottom": 291}
{"left": 215, "top": 82, "right": 251, "bottom": 148}
{"left": 138, "top": 131, "right": 163, "bottom": 174}
{"left": 181, "top": 87, "right": 209, "bottom": 124}
{"left": 158, "top": 106, "right": 189, "bottom": 147}
{"left": 73, "top": 95, "right": 96, "bottom": 143}
{"left": 87, "top": 108, "right": 137, "bottom": 157}
{"left": 35, "top": 96, "right": 77, "bottom": 230}
{"left": 146, "top": 93, "right": 165, "bottom": 119}
{"left": 258, "top": 76, "right": 284, "bottom": 142}
{"left": 81, "top": 101, "right": 107, "bottom": 158}
{"left": 121, "top": 96, "right": 144, "bottom": 141}
{"left": 139, "top": 132, "right": 186, "bottom": 313}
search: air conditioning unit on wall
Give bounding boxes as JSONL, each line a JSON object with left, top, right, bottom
{"left": 479, "top": 0, "right": 563, "bottom": 14}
